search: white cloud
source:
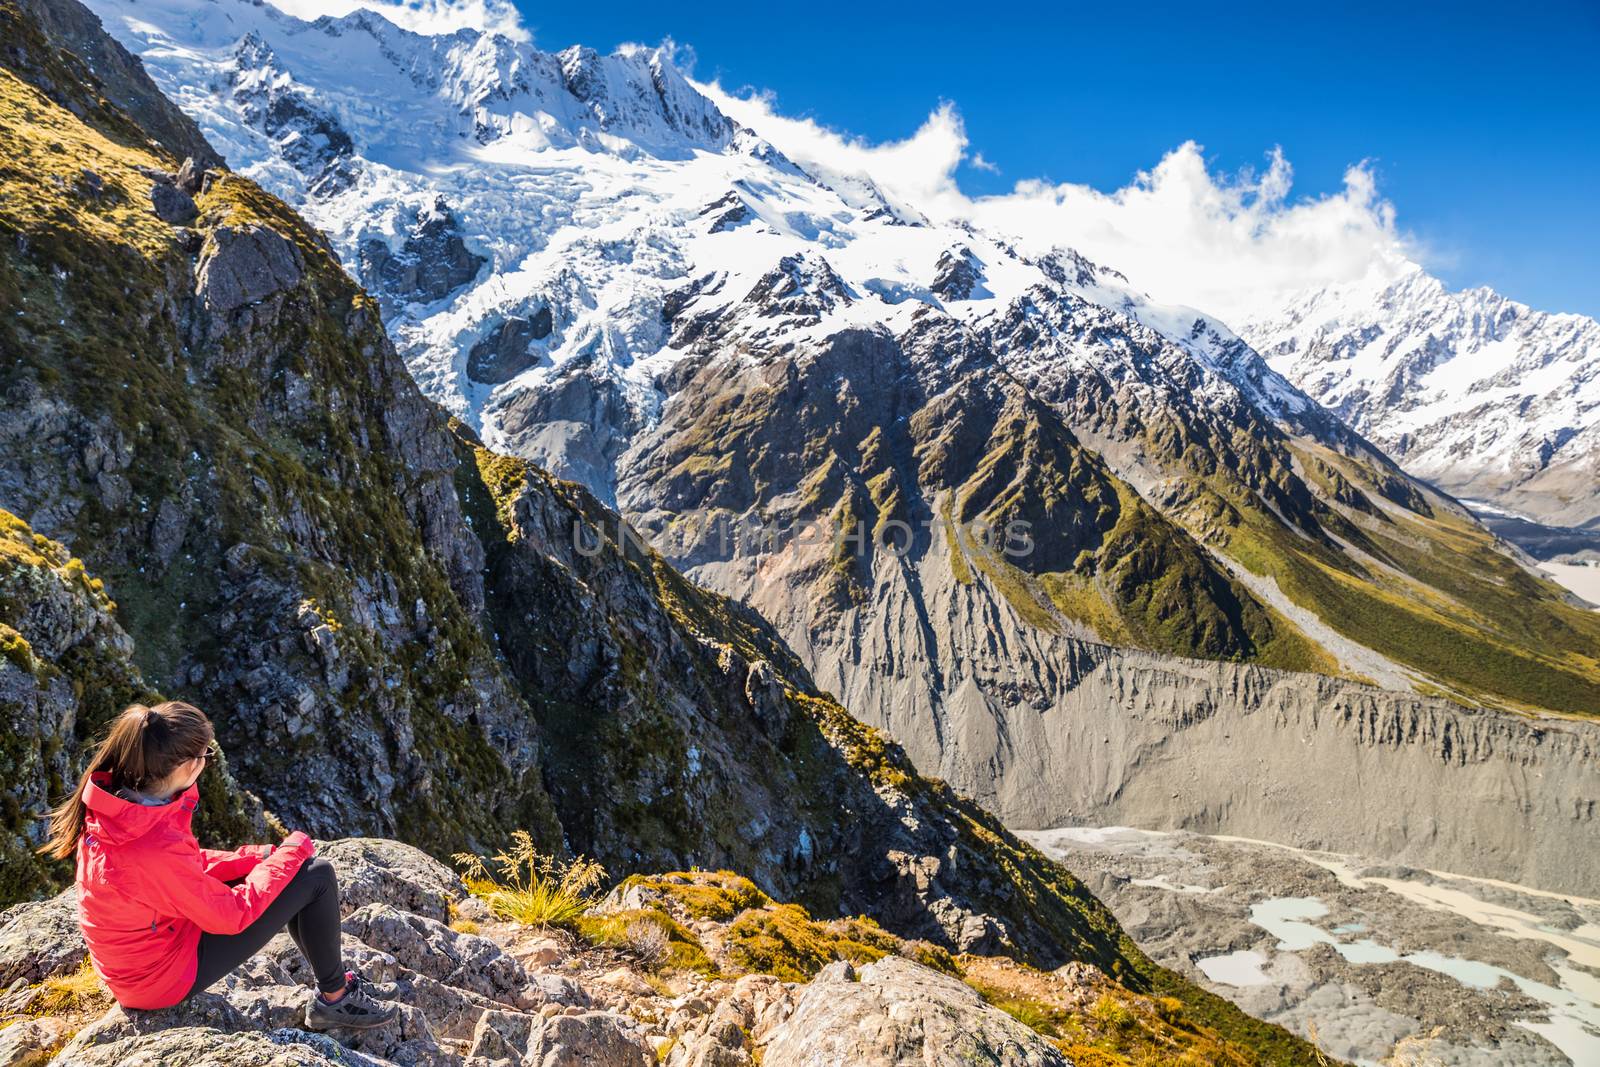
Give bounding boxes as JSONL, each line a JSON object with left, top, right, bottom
{"left": 264, "top": 0, "right": 530, "bottom": 42}
{"left": 699, "top": 81, "right": 1420, "bottom": 323}
{"left": 710, "top": 89, "right": 970, "bottom": 220}
{"left": 969, "top": 151, "right": 1001, "bottom": 175}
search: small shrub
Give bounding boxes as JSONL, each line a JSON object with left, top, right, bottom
{"left": 574, "top": 908, "right": 715, "bottom": 975}
{"left": 452, "top": 831, "right": 605, "bottom": 929}
{"left": 1089, "top": 992, "right": 1137, "bottom": 1030}
{"left": 624, "top": 918, "right": 670, "bottom": 972}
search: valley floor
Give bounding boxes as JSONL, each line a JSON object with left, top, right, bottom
{"left": 1465, "top": 501, "right": 1600, "bottom": 564}
{"left": 1020, "top": 826, "right": 1600, "bottom": 1067}
{"left": 1539, "top": 563, "right": 1600, "bottom": 609}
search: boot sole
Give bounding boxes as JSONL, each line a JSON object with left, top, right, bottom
{"left": 304, "top": 1011, "right": 401, "bottom": 1032}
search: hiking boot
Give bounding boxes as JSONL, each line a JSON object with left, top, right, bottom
{"left": 343, "top": 968, "right": 399, "bottom": 1000}
{"left": 305, "top": 981, "right": 400, "bottom": 1031}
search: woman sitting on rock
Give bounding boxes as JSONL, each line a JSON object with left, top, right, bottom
{"left": 41, "top": 701, "right": 399, "bottom": 1031}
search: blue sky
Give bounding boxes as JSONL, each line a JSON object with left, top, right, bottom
{"left": 513, "top": 0, "right": 1600, "bottom": 315}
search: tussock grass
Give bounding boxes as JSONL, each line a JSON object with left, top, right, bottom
{"left": 453, "top": 831, "right": 605, "bottom": 929}
{"left": 723, "top": 904, "right": 900, "bottom": 982}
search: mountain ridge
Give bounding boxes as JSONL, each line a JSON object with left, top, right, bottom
{"left": 1242, "top": 264, "right": 1600, "bottom": 529}
{"left": 82, "top": 0, "right": 1600, "bottom": 719}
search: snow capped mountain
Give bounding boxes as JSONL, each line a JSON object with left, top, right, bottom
{"left": 87, "top": 0, "right": 1312, "bottom": 503}
{"left": 1241, "top": 267, "right": 1600, "bottom": 525}
{"left": 83, "top": 0, "right": 1600, "bottom": 722}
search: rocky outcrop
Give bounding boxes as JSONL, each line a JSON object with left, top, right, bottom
{"left": 699, "top": 191, "right": 748, "bottom": 234}
{"left": 149, "top": 179, "right": 197, "bottom": 224}
{"left": 360, "top": 199, "right": 485, "bottom": 307}
{"left": 1, "top": 18, "right": 560, "bottom": 860}
{"left": 0, "top": 843, "right": 1284, "bottom": 1067}
{"left": 0, "top": 891, "right": 83, "bottom": 987}
{"left": 0, "top": 840, "right": 656, "bottom": 1067}
{"left": 929, "top": 246, "right": 985, "bottom": 302}
{"left": 762, "top": 957, "right": 1068, "bottom": 1067}
{"left": 197, "top": 224, "right": 305, "bottom": 315}
{"left": 467, "top": 311, "right": 553, "bottom": 386}
{"left": 230, "top": 32, "right": 358, "bottom": 197}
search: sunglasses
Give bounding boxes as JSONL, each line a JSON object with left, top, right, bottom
{"left": 193, "top": 740, "right": 222, "bottom": 764}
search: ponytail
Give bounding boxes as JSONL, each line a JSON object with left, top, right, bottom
{"left": 39, "top": 701, "right": 214, "bottom": 860}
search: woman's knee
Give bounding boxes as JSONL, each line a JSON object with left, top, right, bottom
{"left": 296, "top": 856, "right": 337, "bottom": 889}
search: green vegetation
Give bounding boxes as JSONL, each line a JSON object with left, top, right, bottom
{"left": 941, "top": 395, "right": 1341, "bottom": 673}
{"left": 724, "top": 905, "right": 899, "bottom": 982}
{"left": 473, "top": 448, "right": 533, "bottom": 535}
{"left": 574, "top": 908, "right": 716, "bottom": 975}
{"left": 613, "top": 870, "right": 772, "bottom": 921}
{"left": 963, "top": 956, "right": 1259, "bottom": 1066}
{"left": 1210, "top": 473, "right": 1600, "bottom": 715}
{"left": 576, "top": 866, "right": 1323, "bottom": 1064}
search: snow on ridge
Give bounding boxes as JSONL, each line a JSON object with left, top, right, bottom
{"left": 1241, "top": 266, "right": 1600, "bottom": 499}
{"left": 86, "top": 0, "right": 1329, "bottom": 497}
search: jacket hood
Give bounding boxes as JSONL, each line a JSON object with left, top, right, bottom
{"left": 82, "top": 772, "right": 198, "bottom": 846}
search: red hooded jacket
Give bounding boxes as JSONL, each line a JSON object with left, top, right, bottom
{"left": 75, "top": 772, "right": 314, "bottom": 1009}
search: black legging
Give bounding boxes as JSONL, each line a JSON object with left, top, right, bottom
{"left": 187, "top": 857, "right": 345, "bottom": 997}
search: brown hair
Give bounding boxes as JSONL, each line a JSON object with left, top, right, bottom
{"left": 40, "top": 701, "right": 214, "bottom": 860}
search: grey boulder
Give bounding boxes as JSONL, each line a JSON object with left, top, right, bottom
{"left": 197, "top": 224, "right": 304, "bottom": 315}
{"left": 466, "top": 1011, "right": 651, "bottom": 1067}
{"left": 321, "top": 838, "right": 465, "bottom": 923}
{"left": 150, "top": 181, "right": 197, "bottom": 224}
{"left": 760, "top": 956, "right": 1071, "bottom": 1067}
{"left": 0, "top": 890, "right": 83, "bottom": 987}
